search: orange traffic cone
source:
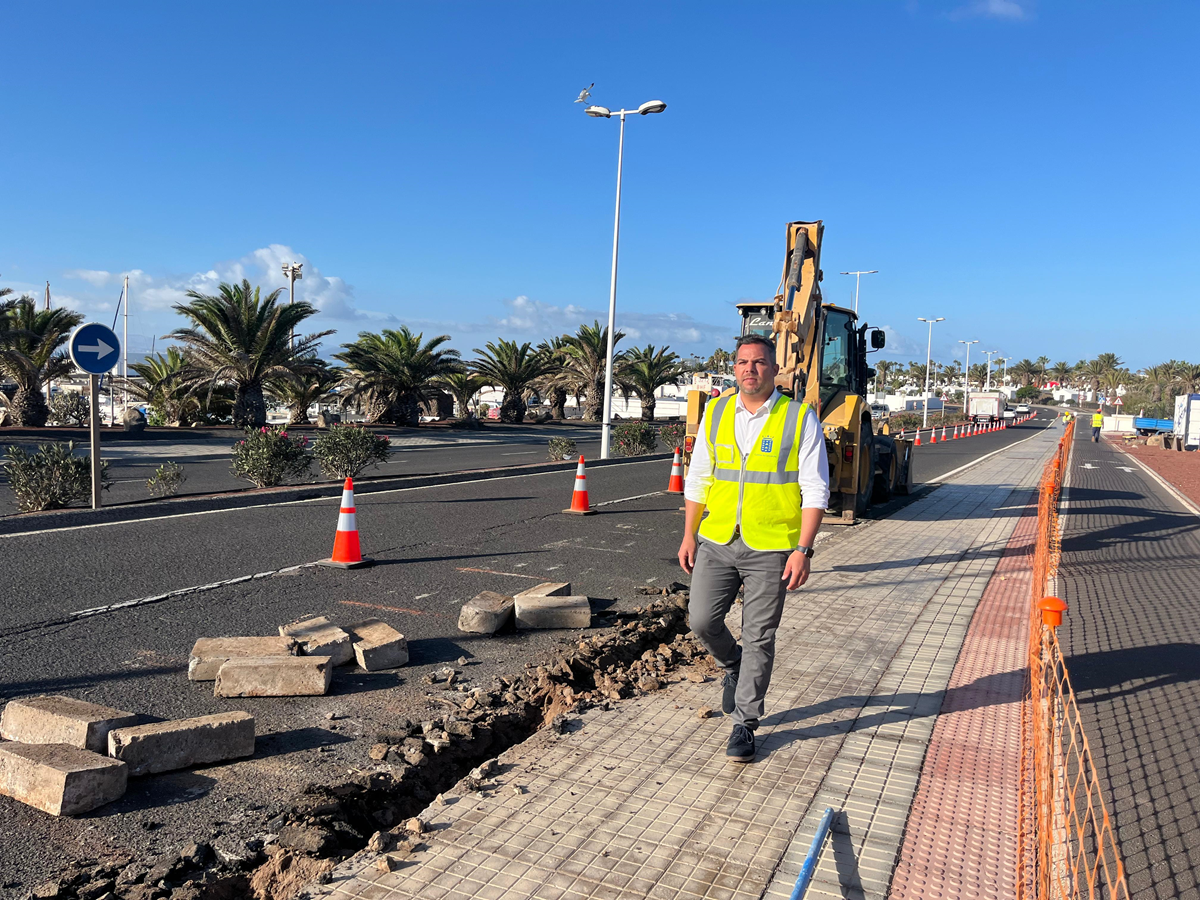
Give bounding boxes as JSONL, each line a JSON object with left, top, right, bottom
{"left": 929, "top": 427, "right": 937, "bottom": 444}
{"left": 563, "top": 456, "right": 597, "bottom": 515}
{"left": 914, "top": 431, "right": 921, "bottom": 446}
{"left": 941, "top": 426, "right": 948, "bottom": 441}
{"left": 318, "top": 478, "right": 373, "bottom": 569}
{"left": 953, "top": 425, "right": 960, "bottom": 439}
{"left": 666, "top": 448, "right": 685, "bottom": 494}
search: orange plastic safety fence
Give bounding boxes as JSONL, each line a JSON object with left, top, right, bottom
{"left": 1017, "top": 419, "right": 1130, "bottom": 900}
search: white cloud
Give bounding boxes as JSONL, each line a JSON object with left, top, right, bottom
{"left": 950, "top": 0, "right": 1029, "bottom": 20}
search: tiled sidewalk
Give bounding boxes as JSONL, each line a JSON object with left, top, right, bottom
{"left": 314, "top": 425, "right": 1061, "bottom": 900}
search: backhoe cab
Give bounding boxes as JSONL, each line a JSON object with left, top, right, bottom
{"left": 683, "top": 220, "right": 911, "bottom": 524}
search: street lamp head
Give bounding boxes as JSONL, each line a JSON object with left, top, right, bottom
{"left": 585, "top": 105, "right": 612, "bottom": 118}
{"left": 637, "top": 99, "right": 667, "bottom": 115}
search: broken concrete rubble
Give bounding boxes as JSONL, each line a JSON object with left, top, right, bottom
{"left": 0, "top": 696, "right": 138, "bottom": 754}
{"left": 214, "top": 656, "right": 334, "bottom": 697}
{"left": 346, "top": 619, "right": 408, "bottom": 671}
{"left": 279, "top": 616, "right": 354, "bottom": 665}
{"left": 187, "top": 636, "right": 298, "bottom": 681}
{"left": 107, "top": 711, "right": 255, "bottom": 776}
{"left": 514, "top": 594, "right": 591, "bottom": 630}
{"left": 0, "top": 742, "right": 127, "bottom": 816}
{"left": 457, "top": 591, "right": 514, "bottom": 634}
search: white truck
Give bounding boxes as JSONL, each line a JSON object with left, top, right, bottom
{"left": 1174, "top": 393, "right": 1200, "bottom": 449}
{"left": 967, "top": 390, "right": 1007, "bottom": 425}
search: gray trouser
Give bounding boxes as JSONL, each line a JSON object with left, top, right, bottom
{"left": 688, "top": 536, "right": 790, "bottom": 729}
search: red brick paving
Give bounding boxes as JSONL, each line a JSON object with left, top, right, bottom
{"left": 888, "top": 496, "right": 1037, "bottom": 900}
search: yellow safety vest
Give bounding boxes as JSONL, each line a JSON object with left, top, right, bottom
{"left": 698, "top": 394, "right": 808, "bottom": 551}
{"left": 1092, "top": 412, "right": 1103, "bottom": 426}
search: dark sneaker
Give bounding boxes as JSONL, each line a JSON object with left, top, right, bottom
{"left": 721, "top": 669, "right": 739, "bottom": 715}
{"left": 726, "top": 724, "right": 755, "bottom": 763}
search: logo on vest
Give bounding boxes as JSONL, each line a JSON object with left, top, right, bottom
{"left": 760, "top": 437, "right": 773, "bottom": 453}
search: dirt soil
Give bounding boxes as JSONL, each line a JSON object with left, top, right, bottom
{"left": 1110, "top": 438, "right": 1200, "bottom": 507}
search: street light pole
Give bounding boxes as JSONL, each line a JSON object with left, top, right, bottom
{"left": 917, "top": 317, "right": 944, "bottom": 428}
{"left": 282, "top": 262, "right": 303, "bottom": 351}
{"left": 840, "top": 270, "right": 879, "bottom": 314}
{"left": 959, "top": 339, "right": 978, "bottom": 419}
{"left": 983, "top": 350, "right": 999, "bottom": 390}
{"left": 585, "top": 99, "right": 667, "bottom": 459}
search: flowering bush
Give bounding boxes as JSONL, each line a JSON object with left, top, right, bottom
{"left": 657, "top": 422, "right": 686, "bottom": 453}
{"left": 312, "top": 424, "right": 391, "bottom": 480}
{"left": 230, "top": 427, "right": 313, "bottom": 488}
{"left": 610, "top": 420, "right": 658, "bottom": 457}
{"left": 3, "top": 441, "right": 110, "bottom": 512}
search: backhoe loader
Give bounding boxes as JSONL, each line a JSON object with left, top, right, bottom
{"left": 682, "top": 220, "right": 912, "bottom": 524}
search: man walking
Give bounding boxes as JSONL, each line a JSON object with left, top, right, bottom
{"left": 1092, "top": 409, "right": 1103, "bottom": 442}
{"left": 678, "top": 335, "right": 830, "bottom": 763}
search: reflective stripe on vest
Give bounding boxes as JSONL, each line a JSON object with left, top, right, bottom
{"left": 698, "top": 394, "right": 808, "bottom": 551}
{"left": 1092, "top": 413, "right": 1103, "bottom": 426}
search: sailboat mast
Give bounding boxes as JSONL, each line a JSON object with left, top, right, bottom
{"left": 123, "top": 275, "right": 129, "bottom": 415}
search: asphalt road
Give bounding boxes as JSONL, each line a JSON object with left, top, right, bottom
{"left": 0, "top": 407, "right": 1061, "bottom": 893}
{"left": 908, "top": 407, "right": 1059, "bottom": 484}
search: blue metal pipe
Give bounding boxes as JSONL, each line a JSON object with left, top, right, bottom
{"left": 788, "top": 807, "right": 836, "bottom": 900}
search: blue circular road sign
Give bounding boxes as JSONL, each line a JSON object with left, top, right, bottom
{"left": 69, "top": 323, "right": 121, "bottom": 375}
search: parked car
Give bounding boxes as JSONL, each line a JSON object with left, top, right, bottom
{"left": 869, "top": 402, "right": 890, "bottom": 420}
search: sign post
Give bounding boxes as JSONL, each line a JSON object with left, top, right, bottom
{"left": 69, "top": 323, "right": 121, "bottom": 510}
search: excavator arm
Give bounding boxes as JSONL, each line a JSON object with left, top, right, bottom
{"left": 770, "top": 220, "right": 825, "bottom": 404}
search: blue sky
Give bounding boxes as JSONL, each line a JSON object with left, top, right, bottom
{"left": 2, "top": 1, "right": 1196, "bottom": 371}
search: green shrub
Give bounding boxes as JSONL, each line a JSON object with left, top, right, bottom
{"left": 230, "top": 427, "right": 313, "bottom": 488}
{"left": 49, "top": 392, "right": 90, "bottom": 427}
{"left": 146, "top": 406, "right": 168, "bottom": 427}
{"left": 658, "top": 422, "right": 686, "bottom": 452}
{"left": 611, "top": 420, "right": 658, "bottom": 457}
{"left": 547, "top": 437, "right": 578, "bottom": 461}
{"left": 313, "top": 424, "right": 392, "bottom": 480}
{"left": 147, "top": 461, "right": 186, "bottom": 497}
{"left": 3, "top": 441, "right": 110, "bottom": 512}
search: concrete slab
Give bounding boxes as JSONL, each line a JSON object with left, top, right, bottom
{"left": 0, "top": 742, "right": 127, "bottom": 816}
{"left": 513, "top": 594, "right": 590, "bottom": 630}
{"left": 346, "top": 619, "right": 408, "bottom": 671}
{"left": 107, "top": 711, "right": 255, "bottom": 776}
{"left": 279, "top": 616, "right": 353, "bottom": 665}
{"left": 512, "top": 582, "right": 571, "bottom": 599}
{"left": 457, "top": 591, "right": 514, "bottom": 634}
{"left": 214, "top": 656, "right": 334, "bottom": 697}
{"left": 188, "top": 636, "right": 298, "bottom": 681}
{"left": 0, "top": 696, "right": 138, "bottom": 754}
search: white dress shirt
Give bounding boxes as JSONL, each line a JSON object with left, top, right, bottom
{"left": 684, "top": 389, "right": 831, "bottom": 513}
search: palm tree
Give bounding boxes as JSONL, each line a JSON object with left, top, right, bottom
{"left": 168, "top": 279, "right": 330, "bottom": 428}
{"left": 470, "top": 340, "right": 552, "bottom": 423}
{"left": 623, "top": 345, "right": 683, "bottom": 421}
{"left": 1036, "top": 355, "right": 1050, "bottom": 386}
{"left": 125, "top": 347, "right": 205, "bottom": 426}
{"left": 1049, "top": 361, "right": 1072, "bottom": 387}
{"left": 1098, "top": 368, "right": 1129, "bottom": 413}
{"left": 562, "top": 321, "right": 629, "bottom": 421}
{"left": 1141, "top": 363, "right": 1173, "bottom": 404}
{"left": 437, "top": 370, "right": 489, "bottom": 421}
{"left": 1077, "top": 358, "right": 1108, "bottom": 406}
{"left": 267, "top": 362, "right": 341, "bottom": 425}
{"left": 1173, "top": 362, "right": 1200, "bottom": 395}
{"left": 0, "top": 296, "right": 84, "bottom": 426}
{"left": 334, "top": 327, "right": 462, "bottom": 425}
{"left": 969, "top": 362, "right": 989, "bottom": 390}
{"left": 533, "top": 336, "right": 576, "bottom": 420}
{"left": 1011, "top": 359, "right": 1037, "bottom": 388}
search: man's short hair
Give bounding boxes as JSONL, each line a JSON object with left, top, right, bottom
{"left": 735, "top": 334, "right": 776, "bottom": 357}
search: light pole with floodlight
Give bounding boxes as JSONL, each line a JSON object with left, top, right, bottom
{"left": 918, "top": 317, "right": 944, "bottom": 427}
{"left": 584, "top": 99, "right": 667, "bottom": 458}
{"left": 998, "top": 357, "right": 1010, "bottom": 396}
{"left": 839, "top": 270, "right": 878, "bottom": 314}
{"left": 282, "top": 262, "right": 303, "bottom": 350}
{"left": 983, "top": 350, "right": 999, "bottom": 390}
{"left": 959, "top": 339, "right": 978, "bottom": 418}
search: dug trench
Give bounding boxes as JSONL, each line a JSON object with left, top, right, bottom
{"left": 16, "top": 589, "right": 720, "bottom": 900}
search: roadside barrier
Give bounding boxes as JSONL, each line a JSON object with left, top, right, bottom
{"left": 1017, "top": 418, "right": 1130, "bottom": 899}
{"left": 562, "top": 456, "right": 596, "bottom": 515}
{"left": 317, "top": 477, "right": 373, "bottom": 569}
{"left": 666, "top": 448, "right": 685, "bottom": 494}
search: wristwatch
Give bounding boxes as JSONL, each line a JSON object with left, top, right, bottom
{"left": 796, "top": 545, "right": 814, "bottom": 558}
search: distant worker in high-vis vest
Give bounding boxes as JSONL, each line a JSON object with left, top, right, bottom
{"left": 678, "top": 334, "right": 830, "bottom": 763}
{"left": 1092, "top": 410, "right": 1103, "bottom": 442}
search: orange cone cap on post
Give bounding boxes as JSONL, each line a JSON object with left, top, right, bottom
{"left": 1039, "top": 596, "right": 1068, "bottom": 628}
{"left": 666, "top": 448, "right": 685, "bottom": 494}
{"left": 318, "top": 477, "right": 374, "bottom": 569}
{"left": 563, "top": 456, "right": 597, "bottom": 515}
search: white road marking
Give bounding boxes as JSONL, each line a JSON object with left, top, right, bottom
{"left": 929, "top": 421, "right": 1055, "bottom": 484}
{"left": 0, "top": 458, "right": 667, "bottom": 539}
{"left": 500, "top": 451, "right": 537, "bottom": 456}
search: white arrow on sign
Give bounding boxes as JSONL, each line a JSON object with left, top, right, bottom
{"left": 79, "top": 338, "right": 116, "bottom": 361}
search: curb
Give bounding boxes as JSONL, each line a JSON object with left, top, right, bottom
{"left": 1108, "top": 440, "right": 1200, "bottom": 518}
{"left": 0, "top": 453, "right": 674, "bottom": 537}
